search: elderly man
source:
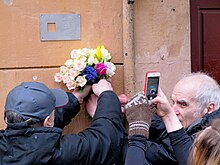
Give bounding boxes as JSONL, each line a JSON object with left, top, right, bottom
{"left": 123, "top": 72, "right": 220, "bottom": 165}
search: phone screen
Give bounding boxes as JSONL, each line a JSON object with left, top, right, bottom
{"left": 146, "top": 76, "right": 160, "bottom": 99}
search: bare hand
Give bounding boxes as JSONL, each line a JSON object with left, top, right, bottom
{"left": 92, "top": 79, "right": 113, "bottom": 96}
{"left": 152, "top": 88, "right": 183, "bottom": 133}
{"left": 86, "top": 94, "right": 98, "bottom": 118}
{"left": 118, "top": 94, "right": 129, "bottom": 113}
{"left": 152, "top": 88, "right": 172, "bottom": 117}
{"left": 72, "top": 85, "right": 92, "bottom": 103}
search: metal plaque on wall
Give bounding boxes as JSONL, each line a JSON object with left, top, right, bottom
{"left": 40, "top": 14, "right": 80, "bottom": 41}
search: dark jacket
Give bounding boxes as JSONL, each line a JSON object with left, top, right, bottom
{"left": 123, "top": 108, "right": 220, "bottom": 165}
{"left": 0, "top": 91, "right": 126, "bottom": 165}
{"left": 168, "top": 108, "right": 220, "bottom": 165}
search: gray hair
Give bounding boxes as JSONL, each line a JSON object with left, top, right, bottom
{"left": 184, "top": 72, "right": 220, "bottom": 116}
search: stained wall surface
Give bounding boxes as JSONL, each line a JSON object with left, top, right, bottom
{"left": 134, "top": 0, "right": 191, "bottom": 97}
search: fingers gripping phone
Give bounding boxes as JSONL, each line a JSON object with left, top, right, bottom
{"left": 144, "top": 71, "right": 160, "bottom": 100}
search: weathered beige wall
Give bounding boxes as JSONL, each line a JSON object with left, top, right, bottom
{"left": 134, "top": 0, "right": 191, "bottom": 97}
{"left": 0, "top": 0, "right": 124, "bottom": 130}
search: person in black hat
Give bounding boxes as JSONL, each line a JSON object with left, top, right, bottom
{"left": 0, "top": 80, "right": 126, "bottom": 165}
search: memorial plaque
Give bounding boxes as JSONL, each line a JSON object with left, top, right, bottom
{"left": 40, "top": 14, "right": 80, "bottom": 41}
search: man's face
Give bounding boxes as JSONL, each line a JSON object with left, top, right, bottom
{"left": 171, "top": 81, "right": 205, "bottom": 128}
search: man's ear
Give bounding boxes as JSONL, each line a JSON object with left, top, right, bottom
{"left": 43, "top": 116, "right": 54, "bottom": 127}
{"left": 206, "top": 103, "right": 215, "bottom": 113}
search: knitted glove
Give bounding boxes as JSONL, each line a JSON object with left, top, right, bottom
{"left": 124, "top": 92, "right": 156, "bottom": 138}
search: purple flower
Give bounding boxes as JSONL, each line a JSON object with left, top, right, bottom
{"left": 96, "top": 63, "right": 107, "bottom": 76}
{"left": 82, "top": 66, "right": 98, "bottom": 84}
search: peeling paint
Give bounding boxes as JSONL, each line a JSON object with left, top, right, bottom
{"left": 3, "top": 0, "right": 13, "bottom": 6}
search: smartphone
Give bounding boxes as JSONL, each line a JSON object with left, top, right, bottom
{"left": 144, "top": 71, "right": 160, "bottom": 100}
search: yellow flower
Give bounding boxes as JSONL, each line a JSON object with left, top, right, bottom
{"left": 96, "top": 46, "right": 102, "bottom": 60}
{"left": 96, "top": 45, "right": 106, "bottom": 61}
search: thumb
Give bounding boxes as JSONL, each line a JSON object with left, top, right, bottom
{"left": 152, "top": 88, "right": 167, "bottom": 104}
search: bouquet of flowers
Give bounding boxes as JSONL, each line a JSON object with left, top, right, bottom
{"left": 54, "top": 45, "right": 116, "bottom": 90}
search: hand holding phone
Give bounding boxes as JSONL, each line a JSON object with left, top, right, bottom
{"left": 144, "top": 71, "right": 160, "bottom": 100}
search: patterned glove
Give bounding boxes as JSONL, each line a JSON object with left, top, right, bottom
{"left": 124, "top": 92, "right": 156, "bottom": 138}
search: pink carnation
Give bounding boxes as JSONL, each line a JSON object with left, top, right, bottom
{"left": 96, "top": 63, "right": 107, "bottom": 75}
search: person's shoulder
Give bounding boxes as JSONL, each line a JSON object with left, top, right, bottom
{"left": 1, "top": 127, "right": 62, "bottom": 144}
{"left": 34, "top": 126, "right": 63, "bottom": 134}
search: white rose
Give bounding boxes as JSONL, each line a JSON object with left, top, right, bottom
{"left": 69, "top": 68, "right": 80, "bottom": 80}
{"left": 60, "top": 66, "right": 69, "bottom": 75}
{"left": 81, "top": 48, "right": 90, "bottom": 57}
{"left": 62, "top": 73, "right": 70, "bottom": 84}
{"left": 105, "top": 62, "right": 116, "bottom": 77}
{"left": 87, "top": 56, "right": 95, "bottom": 65}
{"left": 73, "top": 60, "right": 86, "bottom": 71}
{"left": 70, "top": 49, "right": 80, "bottom": 59}
{"left": 102, "top": 51, "right": 111, "bottom": 60}
{"left": 101, "top": 47, "right": 111, "bottom": 60}
{"left": 78, "top": 56, "right": 87, "bottom": 62}
{"left": 76, "top": 75, "right": 87, "bottom": 87}
{"left": 64, "top": 59, "right": 74, "bottom": 68}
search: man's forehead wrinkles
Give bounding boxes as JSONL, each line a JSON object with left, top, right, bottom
{"left": 171, "top": 95, "right": 188, "bottom": 102}
{"left": 171, "top": 93, "right": 195, "bottom": 102}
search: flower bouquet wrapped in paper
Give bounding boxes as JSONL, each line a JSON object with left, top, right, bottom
{"left": 54, "top": 46, "right": 116, "bottom": 90}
